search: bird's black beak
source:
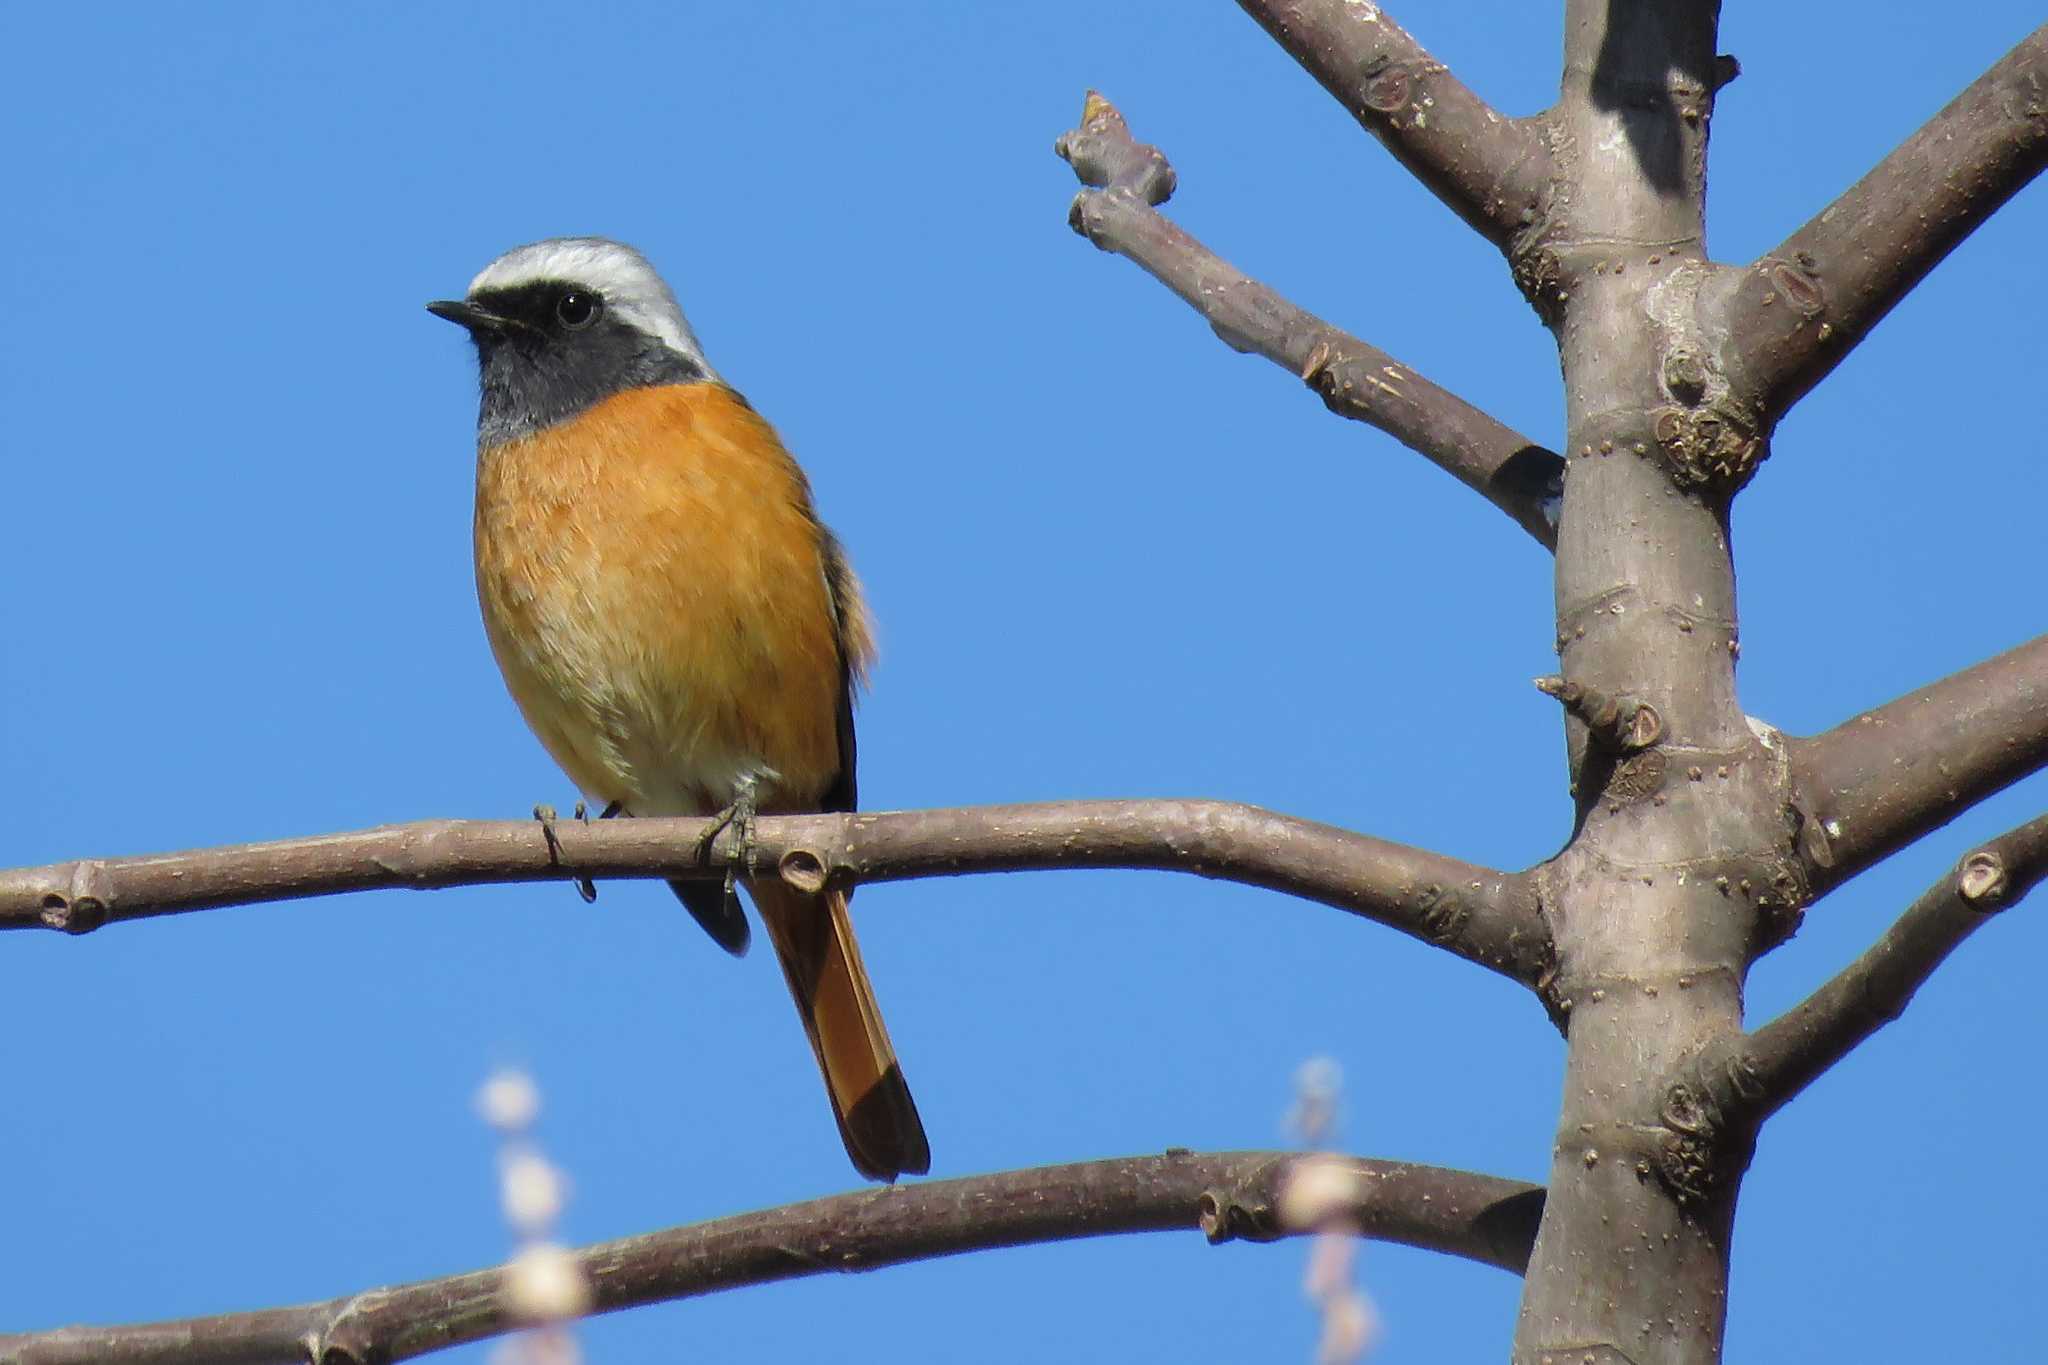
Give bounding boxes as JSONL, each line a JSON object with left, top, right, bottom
{"left": 426, "top": 298, "right": 514, "bottom": 334}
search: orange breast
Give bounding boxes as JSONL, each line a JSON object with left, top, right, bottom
{"left": 472, "top": 383, "right": 863, "bottom": 816}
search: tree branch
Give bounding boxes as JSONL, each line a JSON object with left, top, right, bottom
{"left": 1233, "top": 0, "right": 1551, "bottom": 249}
{"left": 1667, "top": 814, "right": 2048, "bottom": 1138}
{"left": 1787, "top": 634, "right": 2048, "bottom": 898}
{"left": 0, "top": 1151, "right": 1545, "bottom": 1365}
{"left": 1056, "top": 93, "right": 1563, "bottom": 549}
{"left": 0, "top": 799, "right": 1553, "bottom": 987}
{"left": 1719, "top": 25, "right": 2048, "bottom": 423}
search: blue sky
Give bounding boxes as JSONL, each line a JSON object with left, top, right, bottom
{"left": 4, "top": 3, "right": 2043, "bottom": 1361}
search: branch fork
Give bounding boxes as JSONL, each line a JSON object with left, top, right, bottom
{"left": 1657, "top": 813, "right": 2048, "bottom": 1167}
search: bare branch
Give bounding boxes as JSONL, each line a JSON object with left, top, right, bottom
{"left": 1668, "top": 814, "right": 2048, "bottom": 1137}
{"left": 0, "top": 1151, "right": 1544, "bottom": 1365}
{"left": 1057, "top": 93, "right": 1563, "bottom": 549}
{"left": 1234, "top": 0, "right": 1551, "bottom": 248}
{"left": 1720, "top": 25, "right": 2048, "bottom": 422}
{"left": 1787, "top": 634, "right": 2048, "bottom": 897}
{"left": 0, "top": 800, "right": 1553, "bottom": 987}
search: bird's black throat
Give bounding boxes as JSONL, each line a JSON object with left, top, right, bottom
{"left": 458, "top": 280, "right": 706, "bottom": 447}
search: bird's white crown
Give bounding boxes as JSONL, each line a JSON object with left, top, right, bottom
{"left": 468, "top": 236, "right": 714, "bottom": 376}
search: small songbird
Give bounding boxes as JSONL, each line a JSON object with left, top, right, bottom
{"left": 429, "top": 237, "right": 929, "bottom": 1181}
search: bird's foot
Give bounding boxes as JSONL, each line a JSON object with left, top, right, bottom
{"left": 534, "top": 802, "right": 598, "bottom": 904}
{"left": 696, "top": 778, "right": 761, "bottom": 913}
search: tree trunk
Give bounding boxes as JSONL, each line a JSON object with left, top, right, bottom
{"left": 1513, "top": 3, "right": 1787, "bottom": 1360}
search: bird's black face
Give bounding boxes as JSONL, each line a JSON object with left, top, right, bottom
{"left": 429, "top": 278, "right": 705, "bottom": 447}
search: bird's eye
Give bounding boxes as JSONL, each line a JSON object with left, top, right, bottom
{"left": 556, "top": 291, "right": 601, "bottom": 329}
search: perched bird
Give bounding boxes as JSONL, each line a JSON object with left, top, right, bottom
{"left": 429, "top": 238, "right": 929, "bottom": 1181}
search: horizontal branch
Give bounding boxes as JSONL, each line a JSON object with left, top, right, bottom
{"left": 1721, "top": 24, "right": 2048, "bottom": 421}
{"left": 1056, "top": 93, "right": 1563, "bottom": 549}
{"left": 1787, "top": 634, "right": 2048, "bottom": 898}
{"left": 1669, "top": 814, "right": 2048, "bottom": 1135}
{"left": 0, "top": 1151, "right": 1545, "bottom": 1365}
{"left": 1235, "top": 0, "right": 1551, "bottom": 249}
{"left": 0, "top": 799, "right": 1554, "bottom": 987}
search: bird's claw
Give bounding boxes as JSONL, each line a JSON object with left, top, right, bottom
{"left": 533, "top": 804, "right": 563, "bottom": 861}
{"left": 533, "top": 801, "right": 598, "bottom": 903}
{"left": 696, "top": 780, "right": 760, "bottom": 904}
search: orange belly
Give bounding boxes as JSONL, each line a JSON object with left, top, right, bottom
{"left": 473, "top": 382, "right": 852, "bottom": 816}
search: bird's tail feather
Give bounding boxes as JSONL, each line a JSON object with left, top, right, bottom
{"left": 750, "top": 877, "right": 930, "bottom": 1181}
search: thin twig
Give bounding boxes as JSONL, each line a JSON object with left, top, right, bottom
{"left": 1719, "top": 24, "right": 2048, "bottom": 423}
{"left": 0, "top": 799, "right": 1554, "bottom": 987}
{"left": 1234, "top": 0, "right": 1551, "bottom": 248}
{"left": 0, "top": 1151, "right": 1545, "bottom": 1365}
{"left": 1665, "top": 814, "right": 2048, "bottom": 1140}
{"left": 1532, "top": 675, "right": 1663, "bottom": 752}
{"left": 1056, "top": 93, "right": 1563, "bottom": 549}
{"left": 1786, "top": 634, "right": 2048, "bottom": 898}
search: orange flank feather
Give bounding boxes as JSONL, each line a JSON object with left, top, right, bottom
{"left": 472, "top": 380, "right": 928, "bottom": 1180}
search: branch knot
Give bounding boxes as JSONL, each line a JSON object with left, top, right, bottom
{"left": 39, "top": 861, "right": 112, "bottom": 934}
{"left": 777, "top": 847, "right": 832, "bottom": 895}
{"left": 1957, "top": 851, "right": 2010, "bottom": 908}
{"left": 1354, "top": 56, "right": 1437, "bottom": 118}
{"left": 1654, "top": 1049, "right": 1763, "bottom": 1210}
{"left": 1652, "top": 405, "right": 1765, "bottom": 492}
{"left": 1054, "top": 92, "right": 1175, "bottom": 205}
{"left": 1197, "top": 1182, "right": 1282, "bottom": 1245}
{"left": 1534, "top": 676, "right": 1663, "bottom": 752}
{"left": 1412, "top": 883, "right": 1471, "bottom": 944}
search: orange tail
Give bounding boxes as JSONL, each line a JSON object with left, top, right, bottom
{"left": 750, "top": 878, "right": 930, "bottom": 1181}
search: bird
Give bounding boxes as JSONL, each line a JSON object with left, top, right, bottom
{"left": 428, "top": 237, "right": 930, "bottom": 1182}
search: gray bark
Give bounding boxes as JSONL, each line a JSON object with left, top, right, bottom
{"left": 1513, "top": 5, "right": 1763, "bottom": 1358}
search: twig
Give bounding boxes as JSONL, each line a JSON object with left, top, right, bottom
{"left": 1720, "top": 24, "right": 2048, "bottom": 422}
{"left": 0, "top": 800, "right": 1553, "bottom": 987}
{"left": 1532, "top": 675, "right": 1663, "bottom": 751}
{"left": 1057, "top": 93, "right": 1563, "bottom": 549}
{"left": 1665, "top": 814, "right": 2048, "bottom": 1140}
{"left": 1786, "top": 634, "right": 2048, "bottom": 898}
{"left": 1233, "top": 0, "right": 1551, "bottom": 248}
{"left": 0, "top": 1151, "right": 1545, "bottom": 1365}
